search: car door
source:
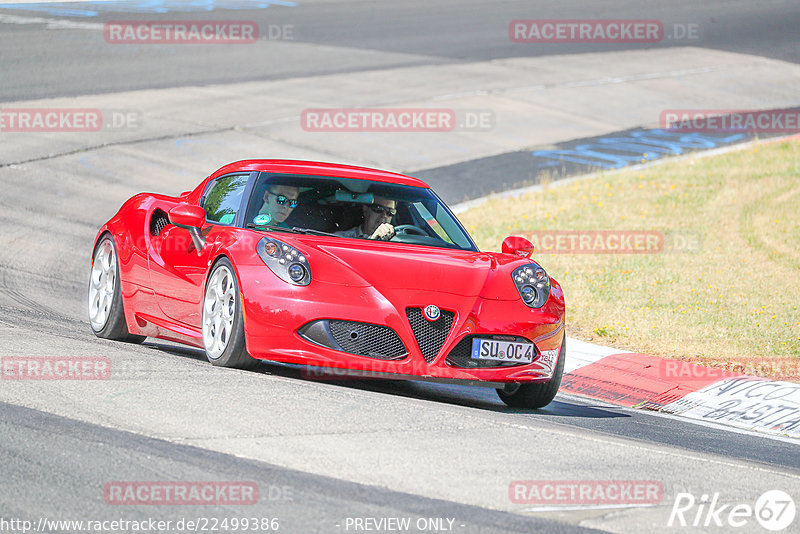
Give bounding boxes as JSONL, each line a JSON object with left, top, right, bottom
{"left": 149, "top": 173, "right": 252, "bottom": 327}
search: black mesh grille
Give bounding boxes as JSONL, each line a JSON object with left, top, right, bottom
{"left": 150, "top": 210, "right": 170, "bottom": 236}
{"left": 446, "top": 335, "right": 536, "bottom": 368}
{"left": 406, "top": 308, "right": 454, "bottom": 363}
{"left": 328, "top": 320, "right": 407, "bottom": 360}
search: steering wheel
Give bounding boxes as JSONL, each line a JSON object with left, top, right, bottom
{"left": 393, "top": 224, "right": 428, "bottom": 236}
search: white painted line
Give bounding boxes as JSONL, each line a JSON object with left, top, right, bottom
{"left": 0, "top": 13, "right": 103, "bottom": 29}
{"left": 563, "top": 336, "right": 625, "bottom": 374}
{"left": 521, "top": 503, "right": 657, "bottom": 513}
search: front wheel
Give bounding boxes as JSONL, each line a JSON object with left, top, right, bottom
{"left": 496, "top": 337, "right": 565, "bottom": 409}
{"left": 202, "top": 258, "right": 258, "bottom": 369}
{"left": 88, "top": 235, "right": 145, "bottom": 344}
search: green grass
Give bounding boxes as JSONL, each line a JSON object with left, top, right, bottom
{"left": 458, "top": 139, "right": 800, "bottom": 380}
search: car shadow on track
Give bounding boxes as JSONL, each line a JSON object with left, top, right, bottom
{"left": 142, "top": 340, "right": 207, "bottom": 361}
{"left": 142, "top": 341, "right": 627, "bottom": 419}
{"left": 255, "top": 360, "right": 628, "bottom": 420}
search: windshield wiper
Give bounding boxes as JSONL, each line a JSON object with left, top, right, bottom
{"left": 291, "top": 227, "right": 339, "bottom": 237}
{"left": 246, "top": 224, "right": 338, "bottom": 237}
{"left": 246, "top": 223, "right": 296, "bottom": 233}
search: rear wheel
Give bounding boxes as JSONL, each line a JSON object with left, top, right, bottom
{"left": 202, "top": 258, "right": 258, "bottom": 369}
{"left": 88, "top": 235, "right": 145, "bottom": 343}
{"left": 497, "top": 337, "right": 565, "bottom": 409}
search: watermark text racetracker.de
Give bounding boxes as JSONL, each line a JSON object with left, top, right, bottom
{"left": 104, "top": 481, "right": 260, "bottom": 505}
{"left": 661, "top": 108, "right": 800, "bottom": 134}
{"left": 0, "top": 517, "right": 281, "bottom": 533}
{"left": 301, "top": 108, "right": 495, "bottom": 132}
{"left": 104, "top": 21, "right": 293, "bottom": 44}
{"left": 659, "top": 358, "right": 800, "bottom": 382}
{"left": 509, "top": 480, "right": 663, "bottom": 507}
{"left": 1, "top": 357, "right": 111, "bottom": 380}
{"left": 0, "top": 108, "right": 142, "bottom": 132}
{"left": 515, "top": 230, "right": 701, "bottom": 254}
{"left": 509, "top": 19, "right": 701, "bottom": 43}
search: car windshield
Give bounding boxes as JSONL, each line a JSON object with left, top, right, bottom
{"left": 244, "top": 172, "right": 478, "bottom": 251}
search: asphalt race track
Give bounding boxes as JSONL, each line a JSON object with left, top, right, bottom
{"left": 1, "top": 1, "right": 799, "bottom": 533}
{"left": 2, "top": 0, "right": 800, "bottom": 102}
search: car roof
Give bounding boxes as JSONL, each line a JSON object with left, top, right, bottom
{"left": 207, "top": 160, "right": 430, "bottom": 188}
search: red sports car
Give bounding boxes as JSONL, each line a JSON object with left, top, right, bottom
{"left": 88, "top": 160, "right": 566, "bottom": 408}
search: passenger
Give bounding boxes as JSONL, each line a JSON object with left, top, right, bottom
{"left": 336, "top": 196, "right": 396, "bottom": 240}
{"left": 254, "top": 185, "right": 300, "bottom": 228}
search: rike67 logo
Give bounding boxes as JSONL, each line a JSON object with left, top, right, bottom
{"left": 669, "top": 490, "right": 796, "bottom": 531}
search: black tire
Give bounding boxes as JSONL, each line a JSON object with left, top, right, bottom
{"left": 202, "top": 257, "right": 258, "bottom": 369}
{"left": 496, "top": 337, "right": 565, "bottom": 409}
{"left": 88, "top": 234, "right": 146, "bottom": 344}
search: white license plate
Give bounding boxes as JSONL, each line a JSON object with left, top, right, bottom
{"left": 470, "top": 338, "right": 536, "bottom": 363}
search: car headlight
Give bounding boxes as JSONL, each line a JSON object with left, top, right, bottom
{"left": 257, "top": 237, "right": 311, "bottom": 286}
{"left": 512, "top": 263, "right": 550, "bottom": 308}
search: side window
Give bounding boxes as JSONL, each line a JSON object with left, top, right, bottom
{"left": 411, "top": 201, "right": 454, "bottom": 244}
{"left": 202, "top": 174, "right": 248, "bottom": 225}
{"left": 411, "top": 200, "right": 473, "bottom": 249}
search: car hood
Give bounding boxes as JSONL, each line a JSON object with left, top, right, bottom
{"left": 300, "top": 239, "right": 523, "bottom": 300}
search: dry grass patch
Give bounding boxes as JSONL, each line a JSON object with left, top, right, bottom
{"left": 459, "top": 140, "right": 800, "bottom": 380}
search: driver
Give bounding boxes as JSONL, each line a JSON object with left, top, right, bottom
{"left": 336, "top": 196, "right": 396, "bottom": 240}
{"left": 254, "top": 184, "right": 300, "bottom": 228}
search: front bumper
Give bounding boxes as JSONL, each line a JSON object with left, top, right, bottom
{"left": 239, "top": 267, "right": 565, "bottom": 384}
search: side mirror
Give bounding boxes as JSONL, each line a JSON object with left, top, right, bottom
{"left": 169, "top": 204, "right": 207, "bottom": 252}
{"left": 502, "top": 236, "right": 535, "bottom": 258}
{"left": 169, "top": 203, "right": 205, "bottom": 228}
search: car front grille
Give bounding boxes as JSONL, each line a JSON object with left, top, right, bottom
{"left": 328, "top": 320, "right": 407, "bottom": 360}
{"left": 405, "top": 307, "right": 455, "bottom": 363}
{"left": 446, "top": 335, "right": 536, "bottom": 368}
